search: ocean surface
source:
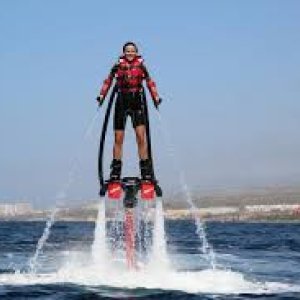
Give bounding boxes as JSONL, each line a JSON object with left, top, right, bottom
{"left": 0, "top": 219, "right": 299, "bottom": 299}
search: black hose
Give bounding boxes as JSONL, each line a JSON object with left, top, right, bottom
{"left": 98, "top": 85, "right": 117, "bottom": 189}
{"left": 141, "top": 89, "right": 156, "bottom": 180}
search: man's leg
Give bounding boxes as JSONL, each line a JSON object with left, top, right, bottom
{"left": 134, "top": 125, "right": 147, "bottom": 160}
{"left": 111, "top": 92, "right": 127, "bottom": 181}
{"left": 135, "top": 125, "right": 153, "bottom": 181}
{"left": 113, "top": 130, "right": 125, "bottom": 160}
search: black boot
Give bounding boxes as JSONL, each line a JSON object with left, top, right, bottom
{"left": 140, "top": 159, "right": 153, "bottom": 181}
{"left": 110, "top": 159, "right": 122, "bottom": 181}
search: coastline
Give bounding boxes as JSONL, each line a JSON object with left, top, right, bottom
{"left": 0, "top": 209, "right": 299, "bottom": 223}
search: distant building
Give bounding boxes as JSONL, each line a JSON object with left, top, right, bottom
{"left": 0, "top": 203, "right": 32, "bottom": 216}
{"left": 245, "top": 204, "right": 300, "bottom": 213}
{"left": 199, "top": 206, "right": 239, "bottom": 215}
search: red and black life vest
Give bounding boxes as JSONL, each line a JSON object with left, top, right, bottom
{"left": 100, "top": 56, "right": 158, "bottom": 100}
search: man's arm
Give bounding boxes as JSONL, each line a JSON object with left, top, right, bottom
{"left": 98, "top": 64, "right": 118, "bottom": 103}
{"left": 142, "top": 64, "right": 160, "bottom": 103}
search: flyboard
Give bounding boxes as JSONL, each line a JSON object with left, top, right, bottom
{"left": 98, "top": 85, "right": 162, "bottom": 269}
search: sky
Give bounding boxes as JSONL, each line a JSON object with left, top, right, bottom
{"left": 1, "top": 0, "right": 300, "bottom": 207}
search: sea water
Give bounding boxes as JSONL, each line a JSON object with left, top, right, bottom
{"left": 0, "top": 221, "right": 299, "bottom": 298}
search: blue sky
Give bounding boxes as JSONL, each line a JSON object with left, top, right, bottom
{"left": 1, "top": 1, "right": 300, "bottom": 207}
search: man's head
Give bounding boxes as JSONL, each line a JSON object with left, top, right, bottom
{"left": 123, "top": 42, "right": 138, "bottom": 61}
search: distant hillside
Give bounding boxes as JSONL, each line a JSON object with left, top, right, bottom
{"left": 164, "top": 186, "right": 300, "bottom": 209}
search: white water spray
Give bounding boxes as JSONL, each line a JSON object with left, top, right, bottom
{"left": 28, "top": 207, "right": 58, "bottom": 273}
{"left": 108, "top": 201, "right": 125, "bottom": 257}
{"left": 139, "top": 202, "right": 154, "bottom": 263}
{"left": 91, "top": 199, "right": 107, "bottom": 266}
{"left": 179, "top": 172, "right": 216, "bottom": 268}
{"left": 28, "top": 111, "right": 100, "bottom": 273}
{"left": 156, "top": 112, "right": 216, "bottom": 269}
{"left": 149, "top": 197, "right": 170, "bottom": 270}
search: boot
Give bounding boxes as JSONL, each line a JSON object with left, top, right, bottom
{"left": 110, "top": 159, "right": 122, "bottom": 181}
{"left": 140, "top": 159, "right": 153, "bottom": 181}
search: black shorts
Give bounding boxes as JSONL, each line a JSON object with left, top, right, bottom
{"left": 114, "top": 92, "right": 146, "bottom": 131}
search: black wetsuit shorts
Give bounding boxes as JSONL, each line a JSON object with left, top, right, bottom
{"left": 114, "top": 92, "right": 146, "bottom": 131}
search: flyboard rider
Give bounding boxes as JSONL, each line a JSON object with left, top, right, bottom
{"left": 97, "top": 42, "right": 162, "bottom": 182}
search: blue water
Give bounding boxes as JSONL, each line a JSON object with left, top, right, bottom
{"left": 0, "top": 220, "right": 299, "bottom": 299}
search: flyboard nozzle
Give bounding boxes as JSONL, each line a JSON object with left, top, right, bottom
{"left": 122, "top": 177, "right": 140, "bottom": 208}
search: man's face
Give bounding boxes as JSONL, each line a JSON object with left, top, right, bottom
{"left": 124, "top": 45, "right": 137, "bottom": 61}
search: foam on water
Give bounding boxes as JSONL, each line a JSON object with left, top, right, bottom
{"left": 0, "top": 260, "right": 299, "bottom": 296}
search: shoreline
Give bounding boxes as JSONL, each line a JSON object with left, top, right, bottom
{"left": 0, "top": 215, "right": 299, "bottom": 223}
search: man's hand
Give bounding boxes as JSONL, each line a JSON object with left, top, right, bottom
{"left": 154, "top": 97, "right": 162, "bottom": 109}
{"left": 96, "top": 95, "right": 104, "bottom": 106}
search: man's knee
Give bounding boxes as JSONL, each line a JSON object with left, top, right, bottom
{"left": 115, "top": 133, "right": 124, "bottom": 146}
{"left": 137, "top": 134, "right": 146, "bottom": 147}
